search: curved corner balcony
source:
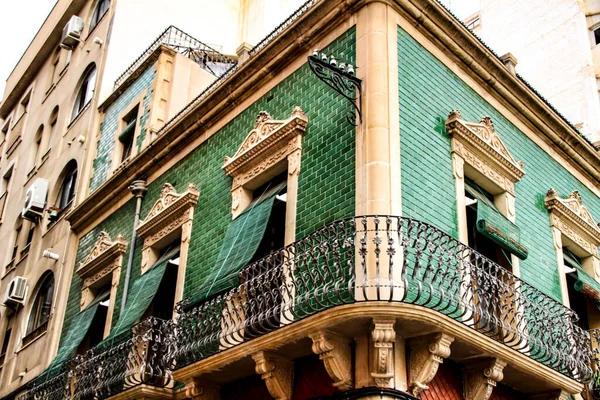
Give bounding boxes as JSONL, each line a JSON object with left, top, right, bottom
{"left": 19, "top": 216, "right": 591, "bottom": 399}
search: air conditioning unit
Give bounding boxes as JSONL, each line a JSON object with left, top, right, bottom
{"left": 22, "top": 178, "right": 48, "bottom": 221}
{"left": 60, "top": 16, "right": 84, "bottom": 49}
{"left": 5, "top": 277, "right": 27, "bottom": 307}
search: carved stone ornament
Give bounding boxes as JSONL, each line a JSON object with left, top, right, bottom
{"left": 184, "top": 378, "right": 220, "bottom": 400}
{"left": 309, "top": 330, "right": 352, "bottom": 390}
{"left": 408, "top": 332, "right": 455, "bottom": 396}
{"left": 446, "top": 110, "right": 525, "bottom": 195}
{"left": 371, "top": 319, "right": 396, "bottom": 388}
{"left": 252, "top": 351, "right": 293, "bottom": 400}
{"left": 223, "top": 107, "right": 308, "bottom": 189}
{"left": 545, "top": 189, "right": 600, "bottom": 252}
{"left": 464, "top": 358, "right": 507, "bottom": 400}
{"left": 137, "top": 183, "right": 199, "bottom": 241}
{"left": 77, "top": 231, "right": 127, "bottom": 283}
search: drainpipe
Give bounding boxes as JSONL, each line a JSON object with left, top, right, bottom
{"left": 120, "top": 179, "right": 147, "bottom": 314}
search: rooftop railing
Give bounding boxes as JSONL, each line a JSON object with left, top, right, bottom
{"left": 19, "top": 216, "right": 592, "bottom": 399}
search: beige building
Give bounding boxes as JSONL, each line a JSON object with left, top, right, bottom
{"left": 461, "top": 0, "right": 600, "bottom": 145}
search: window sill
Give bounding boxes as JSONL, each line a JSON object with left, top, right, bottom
{"left": 44, "top": 204, "right": 72, "bottom": 236}
{"left": 67, "top": 102, "right": 91, "bottom": 131}
{"left": 40, "top": 147, "right": 51, "bottom": 166}
{"left": 16, "top": 251, "right": 28, "bottom": 267}
{"left": 25, "top": 167, "right": 37, "bottom": 185}
{"left": 5, "top": 135, "right": 21, "bottom": 158}
{"left": 18, "top": 322, "right": 49, "bottom": 353}
{"left": 2, "top": 262, "right": 15, "bottom": 279}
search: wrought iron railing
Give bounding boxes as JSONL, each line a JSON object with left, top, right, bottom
{"left": 18, "top": 318, "right": 174, "bottom": 400}
{"left": 175, "top": 216, "right": 591, "bottom": 382}
{"left": 17, "top": 216, "right": 592, "bottom": 399}
{"left": 114, "top": 26, "right": 236, "bottom": 89}
{"left": 589, "top": 328, "right": 600, "bottom": 399}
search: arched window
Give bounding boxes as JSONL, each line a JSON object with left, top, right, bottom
{"left": 31, "top": 125, "right": 44, "bottom": 168}
{"left": 56, "top": 160, "right": 77, "bottom": 210}
{"left": 71, "top": 65, "right": 97, "bottom": 121}
{"left": 46, "top": 106, "right": 59, "bottom": 152}
{"left": 90, "top": 0, "right": 110, "bottom": 31}
{"left": 26, "top": 272, "right": 54, "bottom": 336}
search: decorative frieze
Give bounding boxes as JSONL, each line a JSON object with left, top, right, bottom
{"left": 545, "top": 189, "right": 600, "bottom": 251}
{"left": 252, "top": 351, "right": 293, "bottom": 400}
{"left": 77, "top": 231, "right": 127, "bottom": 285}
{"left": 309, "top": 330, "right": 352, "bottom": 390}
{"left": 464, "top": 358, "right": 507, "bottom": 400}
{"left": 446, "top": 110, "right": 524, "bottom": 195}
{"left": 371, "top": 319, "right": 396, "bottom": 388}
{"left": 408, "top": 332, "right": 454, "bottom": 396}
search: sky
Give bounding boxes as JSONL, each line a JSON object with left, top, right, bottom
{"left": 0, "top": 0, "right": 58, "bottom": 101}
{"left": 0, "top": 0, "right": 479, "bottom": 103}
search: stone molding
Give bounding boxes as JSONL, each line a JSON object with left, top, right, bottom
{"left": 223, "top": 107, "right": 308, "bottom": 190}
{"left": 545, "top": 189, "right": 600, "bottom": 253}
{"left": 464, "top": 358, "right": 507, "bottom": 400}
{"left": 408, "top": 332, "right": 455, "bottom": 396}
{"left": 371, "top": 319, "right": 396, "bottom": 388}
{"left": 309, "top": 330, "right": 352, "bottom": 390}
{"left": 137, "top": 183, "right": 199, "bottom": 240}
{"left": 252, "top": 351, "right": 293, "bottom": 400}
{"left": 446, "top": 110, "right": 525, "bottom": 195}
{"left": 530, "top": 390, "right": 570, "bottom": 400}
{"left": 77, "top": 231, "right": 127, "bottom": 286}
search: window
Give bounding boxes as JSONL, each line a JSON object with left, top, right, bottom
{"left": 21, "top": 225, "right": 34, "bottom": 256}
{"left": 56, "top": 160, "right": 78, "bottom": 211}
{"left": 90, "top": 0, "right": 110, "bottom": 32}
{"left": 31, "top": 125, "right": 44, "bottom": 169}
{"left": 595, "top": 27, "right": 600, "bottom": 46}
{"left": 0, "top": 165, "right": 13, "bottom": 221}
{"left": 19, "top": 91, "right": 31, "bottom": 116}
{"left": 9, "top": 224, "right": 21, "bottom": 266}
{"left": 119, "top": 106, "right": 138, "bottom": 162}
{"left": 1, "top": 119, "right": 9, "bottom": 144}
{"left": 47, "top": 47, "right": 61, "bottom": 91}
{"left": 0, "top": 328, "right": 11, "bottom": 368}
{"left": 46, "top": 106, "right": 59, "bottom": 153}
{"left": 77, "top": 284, "right": 111, "bottom": 354}
{"left": 563, "top": 249, "right": 591, "bottom": 330}
{"left": 25, "top": 272, "right": 54, "bottom": 339}
{"left": 71, "top": 65, "right": 97, "bottom": 121}
{"left": 143, "top": 244, "right": 181, "bottom": 321}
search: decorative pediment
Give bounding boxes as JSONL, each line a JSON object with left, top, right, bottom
{"left": 137, "top": 183, "right": 199, "bottom": 240}
{"left": 545, "top": 188, "right": 600, "bottom": 250}
{"left": 446, "top": 111, "right": 525, "bottom": 194}
{"left": 223, "top": 107, "right": 308, "bottom": 179}
{"left": 77, "top": 231, "right": 127, "bottom": 282}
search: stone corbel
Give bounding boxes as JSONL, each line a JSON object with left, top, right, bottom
{"left": 184, "top": 378, "right": 220, "bottom": 400}
{"left": 464, "top": 358, "right": 507, "bottom": 400}
{"left": 371, "top": 319, "right": 396, "bottom": 388}
{"left": 408, "top": 332, "right": 455, "bottom": 396}
{"left": 252, "top": 351, "right": 293, "bottom": 400}
{"left": 309, "top": 330, "right": 352, "bottom": 391}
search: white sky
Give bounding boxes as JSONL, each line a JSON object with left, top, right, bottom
{"left": 0, "top": 0, "right": 58, "bottom": 102}
{"left": 0, "top": 0, "right": 479, "bottom": 103}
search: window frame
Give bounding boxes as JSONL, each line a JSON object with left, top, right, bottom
{"left": 56, "top": 161, "right": 78, "bottom": 211}
{"left": 89, "top": 0, "right": 110, "bottom": 33}
{"left": 24, "top": 272, "right": 55, "bottom": 341}
{"left": 71, "top": 65, "right": 97, "bottom": 122}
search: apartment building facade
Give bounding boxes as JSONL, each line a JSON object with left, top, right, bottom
{"left": 3, "top": 0, "right": 600, "bottom": 399}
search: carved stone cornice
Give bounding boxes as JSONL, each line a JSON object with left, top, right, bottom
{"left": 446, "top": 110, "right": 525, "bottom": 195}
{"left": 464, "top": 358, "right": 507, "bottom": 400}
{"left": 252, "top": 351, "right": 293, "bottom": 400}
{"left": 545, "top": 189, "right": 600, "bottom": 251}
{"left": 77, "top": 231, "right": 127, "bottom": 282}
{"left": 137, "top": 183, "right": 199, "bottom": 240}
{"left": 408, "top": 332, "right": 455, "bottom": 396}
{"left": 371, "top": 319, "right": 396, "bottom": 388}
{"left": 309, "top": 330, "right": 352, "bottom": 391}
{"left": 223, "top": 107, "right": 308, "bottom": 189}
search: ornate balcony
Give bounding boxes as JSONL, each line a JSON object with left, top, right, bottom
{"left": 19, "top": 216, "right": 592, "bottom": 399}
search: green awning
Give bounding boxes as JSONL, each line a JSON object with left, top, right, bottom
{"left": 101, "top": 247, "right": 178, "bottom": 347}
{"left": 118, "top": 120, "right": 136, "bottom": 142}
{"left": 184, "top": 185, "right": 283, "bottom": 309}
{"left": 38, "top": 302, "right": 101, "bottom": 380}
{"left": 466, "top": 183, "right": 528, "bottom": 260}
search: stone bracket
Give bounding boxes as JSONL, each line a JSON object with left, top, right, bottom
{"left": 408, "top": 332, "right": 454, "bottom": 396}
{"left": 309, "top": 330, "right": 353, "bottom": 391}
{"left": 371, "top": 319, "right": 396, "bottom": 388}
{"left": 464, "top": 358, "right": 507, "bottom": 400}
{"left": 252, "top": 351, "right": 293, "bottom": 400}
{"left": 183, "top": 378, "right": 220, "bottom": 400}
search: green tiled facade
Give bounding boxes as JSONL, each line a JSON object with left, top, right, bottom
{"left": 60, "top": 28, "right": 356, "bottom": 343}
{"left": 398, "top": 26, "right": 600, "bottom": 301}
{"left": 89, "top": 64, "right": 156, "bottom": 192}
